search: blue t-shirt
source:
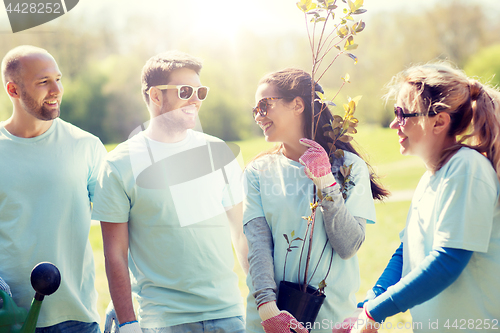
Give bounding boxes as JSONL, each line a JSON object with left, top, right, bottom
{"left": 400, "top": 147, "right": 500, "bottom": 331}
{"left": 92, "top": 130, "right": 244, "bottom": 328}
{"left": 243, "top": 151, "right": 376, "bottom": 333}
{"left": 0, "top": 118, "right": 105, "bottom": 327}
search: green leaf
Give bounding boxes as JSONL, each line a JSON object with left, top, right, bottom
{"left": 291, "top": 230, "right": 295, "bottom": 237}
{"left": 354, "top": 0, "right": 364, "bottom": 7}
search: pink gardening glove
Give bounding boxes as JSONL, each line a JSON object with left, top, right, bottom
{"left": 261, "top": 311, "right": 308, "bottom": 333}
{"left": 299, "top": 138, "right": 336, "bottom": 190}
{"left": 259, "top": 302, "right": 308, "bottom": 333}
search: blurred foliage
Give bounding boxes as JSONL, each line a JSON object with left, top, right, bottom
{"left": 1, "top": 0, "right": 499, "bottom": 143}
{"left": 464, "top": 44, "right": 500, "bottom": 88}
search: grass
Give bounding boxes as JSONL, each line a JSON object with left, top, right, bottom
{"left": 95, "top": 126, "right": 424, "bottom": 332}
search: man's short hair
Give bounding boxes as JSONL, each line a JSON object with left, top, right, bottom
{"left": 1, "top": 45, "right": 49, "bottom": 87}
{"left": 141, "top": 50, "right": 203, "bottom": 105}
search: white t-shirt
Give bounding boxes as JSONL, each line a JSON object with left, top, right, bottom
{"left": 0, "top": 118, "right": 105, "bottom": 327}
{"left": 92, "top": 129, "right": 244, "bottom": 328}
{"left": 400, "top": 147, "right": 500, "bottom": 332}
{"left": 243, "top": 151, "right": 376, "bottom": 333}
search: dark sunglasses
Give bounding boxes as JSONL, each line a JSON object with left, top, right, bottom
{"left": 148, "top": 85, "right": 210, "bottom": 101}
{"left": 252, "top": 97, "right": 283, "bottom": 118}
{"left": 394, "top": 105, "right": 437, "bottom": 126}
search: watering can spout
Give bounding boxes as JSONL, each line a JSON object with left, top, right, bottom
{"left": 0, "top": 262, "right": 60, "bottom": 333}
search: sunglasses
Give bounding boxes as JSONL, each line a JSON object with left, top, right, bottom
{"left": 394, "top": 105, "right": 437, "bottom": 126}
{"left": 148, "top": 85, "right": 210, "bottom": 101}
{"left": 252, "top": 97, "right": 283, "bottom": 118}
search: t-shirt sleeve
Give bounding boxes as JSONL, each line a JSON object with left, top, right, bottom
{"left": 342, "top": 153, "right": 377, "bottom": 224}
{"left": 222, "top": 157, "right": 244, "bottom": 208}
{"left": 242, "top": 163, "right": 265, "bottom": 225}
{"left": 87, "top": 139, "right": 107, "bottom": 203}
{"left": 433, "top": 174, "right": 496, "bottom": 252}
{"left": 91, "top": 160, "right": 131, "bottom": 223}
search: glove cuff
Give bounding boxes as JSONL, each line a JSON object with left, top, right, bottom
{"left": 119, "top": 321, "right": 142, "bottom": 333}
{"left": 258, "top": 301, "right": 281, "bottom": 321}
{"left": 311, "top": 172, "right": 336, "bottom": 190}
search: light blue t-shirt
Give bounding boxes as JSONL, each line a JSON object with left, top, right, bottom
{"left": 0, "top": 118, "right": 105, "bottom": 327}
{"left": 243, "top": 151, "right": 376, "bottom": 333}
{"left": 92, "top": 129, "right": 244, "bottom": 328}
{"left": 400, "top": 147, "right": 500, "bottom": 332}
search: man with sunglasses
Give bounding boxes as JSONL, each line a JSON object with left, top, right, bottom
{"left": 92, "top": 50, "right": 247, "bottom": 333}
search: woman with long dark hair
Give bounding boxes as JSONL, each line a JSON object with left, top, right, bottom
{"left": 243, "top": 68, "right": 388, "bottom": 333}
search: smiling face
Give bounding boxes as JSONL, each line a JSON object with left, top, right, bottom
{"left": 17, "top": 53, "right": 63, "bottom": 121}
{"left": 390, "top": 83, "right": 435, "bottom": 159}
{"left": 156, "top": 67, "right": 203, "bottom": 132}
{"left": 254, "top": 83, "right": 304, "bottom": 145}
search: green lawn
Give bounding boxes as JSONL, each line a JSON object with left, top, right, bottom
{"left": 94, "top": 126, "right": 423, "bottom": 332}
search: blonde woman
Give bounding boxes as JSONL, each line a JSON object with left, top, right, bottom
{"left": 351, "top": 62, "right": 500, "bottom": 333}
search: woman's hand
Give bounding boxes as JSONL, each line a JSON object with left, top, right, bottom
{"left": 349, "top": 307, "right": 379, "bottom": 333}
{"left": 299, "top": 138, "right": 336, "bottom": 190}
{"left": 331, "top": 308, "right": 362, "bottom": 333}
{"left": 259, "top": 301, "right": 308, "bottom": 333}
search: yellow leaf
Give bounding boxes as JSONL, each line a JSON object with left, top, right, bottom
{"left": 355, "top": 0, "right": 364, "bottom": 9}
{"left": 337, "top": 25, "right": 349, "bottom": 38}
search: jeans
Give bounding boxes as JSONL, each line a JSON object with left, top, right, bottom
{"left": 142, "top": 316, "right": 245, "bottom": 333}
{"left": 35, "top": 321, "right": 101, "bottom": 333}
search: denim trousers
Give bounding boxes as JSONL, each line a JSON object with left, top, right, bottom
{"left": 141, "top": 316, "right": 245, "bottom": 333}
{"left": 35, "top": 321, "right": 101, "bottom": 333}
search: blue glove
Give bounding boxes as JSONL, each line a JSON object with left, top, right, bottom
{"left": 104, "top": 301, "right": 119, "bottom": 333}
